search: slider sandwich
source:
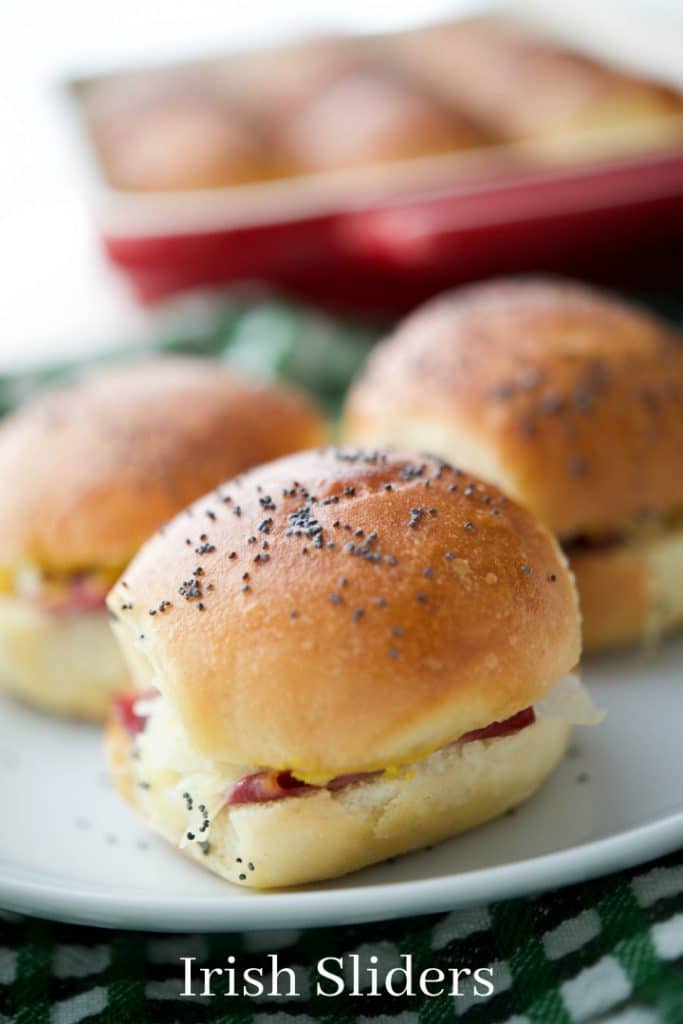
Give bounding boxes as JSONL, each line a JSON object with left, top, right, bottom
{"left": 105, "top": 447, "right": 596, "bottom": 889}
{"left": 344, "top": 277, "right": 683, "bottom": 651}
{"left": 0, "top": 358, "right": 324, "bottom": 718}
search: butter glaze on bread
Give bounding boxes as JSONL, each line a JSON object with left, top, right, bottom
{"left": 345, "top": 278, "right": 683, "bottom": 538}
{"left": 0, "top": 357, "right": 325, "bottom": 573}
{"left": 0, "top": 357, "right": 324, "bottom": 718}
{"left": 107, "top": 448, "right": 580, "bottom": 778}
{"left": 344, "top": 277, "right": 683, "bottom": 650}
{"left": 395, "top": 18, "right": 683, "bottom": 152}
{"left": 281, "top": 69, "right": 487, "bottom": 174}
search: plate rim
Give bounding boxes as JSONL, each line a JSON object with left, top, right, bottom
{"left": 2, "top": 808, "right": 683, "bottom": 932}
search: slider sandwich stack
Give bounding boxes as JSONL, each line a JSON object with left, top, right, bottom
{"left": 0, "top": 358, "right": 324, "bottom": 718}
{"left": 345, "top": 278, "right": 683, "bottom": 651}
{"left": 106, "top": 447, "right": 598, "bottom": 888}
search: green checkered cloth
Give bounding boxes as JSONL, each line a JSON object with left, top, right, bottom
{"left": 3, "top": 848, "right": 683, "bottom": 1023}
{"left": 0, "top": 295, "right": 379, "bottom": 422}
{"left": 0, "top": 287, "right": 678, "bottom": 422}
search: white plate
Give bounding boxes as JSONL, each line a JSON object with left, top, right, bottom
{"left": 0, "top": 637, "right": 682, "bottom": 932}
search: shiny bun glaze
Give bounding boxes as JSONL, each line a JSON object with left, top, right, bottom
{"left": 107, "top": 447, "right": 580, "bottom": 779}
{"left": 394, "top": 17, "right": 683, "bottom": 145}
{"left": 0, "top": 357, "right": 325, "bottom": 572}
{"left": 345, "top": 278, "right": 683, "bottom": 538}
{"left": 89, "top": 79, "right": 272, "bottom": 191}
{"left": 281, "top": 69, "right": 486, "bottom": 173}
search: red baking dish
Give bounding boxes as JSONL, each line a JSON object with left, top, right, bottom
{"left": 67, "top": 6, "right": 683, "bottom": 314}
{"left": 103, "top": 149, "right": 683, "bottom": 313}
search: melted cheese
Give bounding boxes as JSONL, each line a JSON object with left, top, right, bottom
{"left": 132, "top": 674, "right": 601, "bottom": 850}
{"left": 9, "top": 563, "right": 124, "bottom": 603}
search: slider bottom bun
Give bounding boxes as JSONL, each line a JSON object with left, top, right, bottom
{"left": 106, "top": 712, "right": 570, "bottom": 890}
{"left": 570, "top": 524, "right": 683, "bottom": 653}
{"left": 0, "top": 596, "right": 128, "bottom": 720}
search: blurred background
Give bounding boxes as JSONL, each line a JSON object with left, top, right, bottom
{"left": 1, "top": 0, "right": 682, "bottom": 401}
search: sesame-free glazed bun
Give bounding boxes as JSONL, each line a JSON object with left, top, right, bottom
{"left": 107, "top": 448, "right": 580, "bottom": 779}
{"left": 345, "top": 278, "right": 683, "bottom": 539}
{"left": 88, "top": 79, "right": 272, "bottom": 191}
{"left": 281, "top": 70, "right": 485, "bottom": 174}
{"left": 344, "top": 278, "right": 683, "bottom": 651}
{"left": 396, "top": 18, "right": 683, "bottom": 156}
{"left": 0, "top": 358, "right": 325, "bottom": 574}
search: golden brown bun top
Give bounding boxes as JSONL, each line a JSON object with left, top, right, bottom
{"left": 397, "top": 18, "right": 683, "bottom": 140}
{"left": 229, "top": 37, "right": 362, "bottom": 126}
{"left": 281, "top": 69, "right": 486, "bottom": 174}
{"left": 88, "top": 78, "right": 271, "bottom": 191}
{"left": 0, "top": 358, "right": 325, "bottom": 572}
{"left": 108, "top": 447, "right": 580, "bottom": 778}
{"left": 345, "top": 278, "right": 683, "bottom": 537}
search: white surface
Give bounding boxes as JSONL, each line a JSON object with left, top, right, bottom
{"left": 0, "top": 0, "right": 486, "bottom": 367}
{"left": 0, "top": 0, "right": 682, "bottom": 366}
{"left": 0, "top": 636, "right": 682, "bottom": 932}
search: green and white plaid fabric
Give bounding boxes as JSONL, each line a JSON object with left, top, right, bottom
{"left": 3, "top": 848, "right": 683, "bottom": 1023}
